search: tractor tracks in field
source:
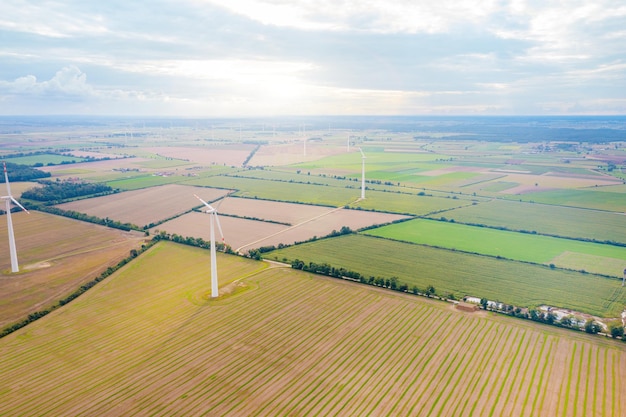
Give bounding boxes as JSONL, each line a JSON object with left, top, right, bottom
{"left": 234, "top": 199, "right": 360, "bottom": 254}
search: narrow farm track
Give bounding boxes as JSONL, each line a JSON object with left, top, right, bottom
{"left": 1, "top": 241, "right": 626, "bottom": 416}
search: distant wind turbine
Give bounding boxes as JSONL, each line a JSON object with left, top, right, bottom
{"left": 2, "top": 162, "right": 29, "bottom": 273}
{"left": 194, "top": 194, "right": 225, "bottom": 298}
{"left": 359, "top": 148, "right": 366, "bottom": 199}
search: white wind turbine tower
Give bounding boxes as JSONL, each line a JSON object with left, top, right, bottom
{"left": 359, "top": 147, "right": 366, "bottom": 199}
{"left": 2, "top": 162, "right": 29, "bottom": 273}
{"left": 194, "top": 194, "right": 225, "bottom": 298}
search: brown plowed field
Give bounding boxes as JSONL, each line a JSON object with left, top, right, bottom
{"left": 0, "top": 211, "right": 146, "bottom": 328}
{"left": 216, "top": 197, "right": 332, "bottom": 224}
{"left": 0, "top": 241, "right": 624, "bottom": 416}
{"left": 154, "top": 198, "right": 409, "bottom": 252}
{"left": 154, "top": 211, "right": 288, "bottom": 249}
{"left": 56, "top": 184, "right": 231, "bottom": 227}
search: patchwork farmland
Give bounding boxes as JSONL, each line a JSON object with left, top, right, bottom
{"left": 1, "top": 242, "right": 625, "bottom": 416}
{"left": 2, "top": 117, "right": 626, "bottom": 416}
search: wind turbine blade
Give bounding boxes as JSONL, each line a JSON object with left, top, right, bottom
{"left": 214, "top": 212, "right": 225, "bottom": 242}
{"left": 359, "top": 147, "right": 366, "bottom": 158}
{"left": 10, "top": 197, "right": 29, "bottom": 214}
{"left": 3, "top": 162, "right": 12, "bottom": 196}
{"left": 194, "top": 194, "right": 214, "bottom": 211}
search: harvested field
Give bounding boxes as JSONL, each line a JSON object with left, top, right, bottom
{"left": 493, "top": 172, "right": 620, "bottom": 194}
{"left": 154, "top": 198, "right": 408, "bottom": 252}
{"left": 216, "top": 197, "right": 332, "bottom": 224}
{"left": 249, "top": 142, "right": 346, "bottom": 166}
{"left": 0, "top": 241, "right": 625, "bottom": 416}
{"left": 56, "top": 184, "right": 231, "bottom": 227}
{"left": 2, "top": 181, "right": 40, "bottom": 199}
{"left": 154, "top": 211, "right": 289, "bottom": 250}
{"left": 40, "top": 157, "right": 150, "bottom": 178}
{"left": 0, "top": 211, "right": 146, "bottom": 329}
{"left": 143, "top": 145, "right": 255, "bottom": 166}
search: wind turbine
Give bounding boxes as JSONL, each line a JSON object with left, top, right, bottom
{"left": 194, "top": 194, "right": 225, "bottom": 298}
{"left": 359, "top": 147, "right": 366, "bottom": 199}
{"left": 2, "top": 162, "right": 29, "bottom": 273}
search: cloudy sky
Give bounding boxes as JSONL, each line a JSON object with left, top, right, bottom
{"left": 1, "top": 0, "right": 625, "bottom": 116}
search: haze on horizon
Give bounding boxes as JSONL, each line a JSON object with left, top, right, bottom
{"left": 1, "top": 0, "right": 625, "bottom": 117}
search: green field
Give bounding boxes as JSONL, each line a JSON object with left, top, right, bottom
{"left": 1, "top": 241, "right": 625, "bottom": 416}
{"left": 364, "top": 219, "right": 626, "bottom": 277}
{"left": 432, "top": 199, "right": 626, "bottom": 244}
{"left": 349, "top": 190, "right": 475, "bottom": 215}
{"left": 105, "top": 173, "right": 192, "bottom": 190}
{"left": 509, "top": 189, "right": 626, "bottom": 212}
{"left": 291, "top": 150, "right": 445, "bottom": 173}
{"left": 268, "top": 234, "right": 626, "bottom": 317}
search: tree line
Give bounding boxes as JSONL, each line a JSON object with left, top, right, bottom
{"left": 22, "top": 179, "right": 115, "bottom": 203}
{"left": 289, "top": 258, "right": 439, "bottom": 299}
{"left": 3, "top": 162, "right": 51, "bottom": 181}
{"left": 30, "top": 205, "right": 140, "bottom": 232}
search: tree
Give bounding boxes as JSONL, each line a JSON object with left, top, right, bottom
{"left": 426, "top": 285, "right": 435, "bottom": 297}
{"left": 389, "top": 277, "right": 398, "bottom": 290}
{"left": 584, "top": 319, "right": 600, "bottom": 334}
{"left": 529, "top": 308, "right": 540, "bottom": 321}
{"left": 559, "top": 315, "right": 574, "bottom": 328}
{"left": 480, "top": 298, "right": 488, "bottom": 310}
{"left": 607, "top": 321, "right": 624, "bottom": 339}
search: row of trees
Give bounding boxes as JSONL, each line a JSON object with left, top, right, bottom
{"left": 152, "top": 231, "right": 234, "bottom": 254}
{"left": 289, "top": 258, "right": 438, "bottom": 298}
{"left": 3, "top": 162, "right": 51, "bottom": 181}
{"left": 22, "top": 179, "right": 114, "bottom": 202}
{"left": 478, "top": 299, "right": 623, "bottom": 339}
{"left": 32, "top": 205, "right": 139, "bottom": 232}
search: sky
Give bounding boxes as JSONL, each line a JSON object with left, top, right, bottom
{"left": 0, "top": 0, "right": 625, "bottom": 117}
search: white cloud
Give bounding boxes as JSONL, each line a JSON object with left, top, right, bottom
{"left": 0, "top": 1, "right": 624, "bottom": 116}
{"left": 0, "top": 66, "right": 93, "bottom": 97}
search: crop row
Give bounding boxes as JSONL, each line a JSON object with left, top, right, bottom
{"left": 1, "top": 242, "right": 625, "bottom": 415}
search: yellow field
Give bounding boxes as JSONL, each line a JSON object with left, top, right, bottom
{"left": 1, "top": 241, "right": 625, "bottom": 416}
{"left": 0, "top": 211, "right": 146, "bottom": 328}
